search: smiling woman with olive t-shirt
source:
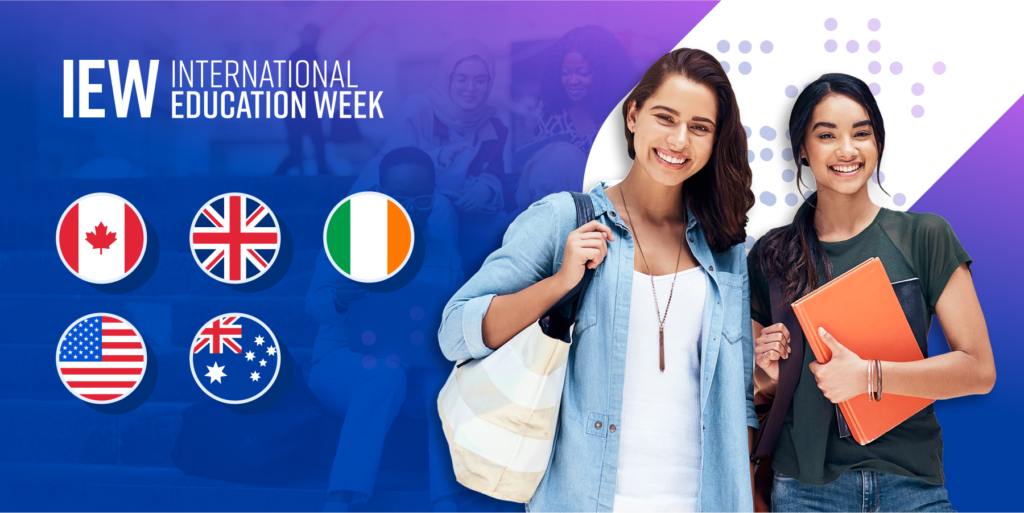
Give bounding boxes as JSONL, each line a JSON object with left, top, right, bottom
{"left": 748, "top": 73, "right": 996, "bottom": 512}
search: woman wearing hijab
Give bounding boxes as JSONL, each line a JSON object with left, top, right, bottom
{"left": 352, "top": 38, "right": 510, "bottom": 222}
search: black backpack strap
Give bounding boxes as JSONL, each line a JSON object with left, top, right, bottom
{"left": 751, "top": 277, "right": 804, "bottom": 465}
{"left": 540, "top": 191, "right": 596, "bottom": 342}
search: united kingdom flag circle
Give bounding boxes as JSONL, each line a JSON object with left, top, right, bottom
{"left": 189, "top": 313, "right": 281, "bottom": 405}
{"left": 190, "top": 193, "right": 280, "bottom": 284}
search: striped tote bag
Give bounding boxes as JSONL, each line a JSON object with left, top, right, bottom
{"left": 437, "top": 191, "right": 595, "bottom": 503}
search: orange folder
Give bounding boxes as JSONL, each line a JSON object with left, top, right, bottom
{"left": 791, "top": 257, "right": 933, "bottom": 445}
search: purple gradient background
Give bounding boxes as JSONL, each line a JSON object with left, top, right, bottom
{"left": 915, "top": 95, "right": 1024, "bottom": 511}
{"left": 0, "top": 1, "right": 1019, "bottom": 509}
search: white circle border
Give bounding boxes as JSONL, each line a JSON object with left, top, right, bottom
{"left": 54, "top": 192, "right": 149, "bottom": 285}
{"left": 188, "top": 192, "right": 282, "bottom": 285}
{"left": 322, "top": 191, "right": 416, "bottom": 283}
{"left": 55, "top": 312, "right": 148, "bottom": 405}
{"left": 188, "top": 312, "right": 282, "bottom": 405}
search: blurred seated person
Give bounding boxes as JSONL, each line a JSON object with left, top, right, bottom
{"left": 349, "top": 38, "right": 510, "bottom": 240}
{"left": 514, "top": 141, "right": 587, "bottom": 214}
{"left": 307, "top": 147, "right": 512, "bottom": 512}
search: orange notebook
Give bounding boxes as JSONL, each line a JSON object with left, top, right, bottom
{"left": 791, "top": 257, "right": 933, "bottom": 445}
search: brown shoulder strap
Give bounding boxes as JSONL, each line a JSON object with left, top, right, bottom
{"left": 750, "top": 277, "right": 804, "bottom": 464}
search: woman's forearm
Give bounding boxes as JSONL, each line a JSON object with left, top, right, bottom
{"left": 879, "top": 349, "right": 996, "bottom": 400}
{"left": 878, "top": 266, "right": 995, "bottom": 400}
{"left": 481, "top": 273, "right": 574, "bottom": 350}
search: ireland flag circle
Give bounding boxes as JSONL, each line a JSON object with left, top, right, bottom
{"left": 323, "top": 191, "right": 415, "bottom": 283}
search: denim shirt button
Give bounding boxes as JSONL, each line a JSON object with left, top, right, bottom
{"left": 595, "top": 421, "right": 602, "bottom": 429}
{"left": 689, "top": 237, "right": 694, "bottom": 243}
{"left": 610, "top": 211, "right": 617, "bottom": 217}
{"left": 609, "top": 424, "right": 616, "bottom": 433}
{"left": 709, "top": 265, "right": 714, "bottom": 271}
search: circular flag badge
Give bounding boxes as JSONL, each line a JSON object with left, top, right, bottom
{"left": 56, "top": 313, "right": 147, "bottom": 404}
{"left": 323, "top": 191, "right": 415, "bottom": 283}
{"left": 189, "top": 313, "right": 281, "bottom": 405}
{"left": 56, "top": 193, "right": 147, "bottom": 284}
{"left": 190, "top": 193, "right": 280, "bottom": 284}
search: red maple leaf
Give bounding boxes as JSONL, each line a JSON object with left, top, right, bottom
{"left": 85, "top": 222, "right": 118, "bottom": 255}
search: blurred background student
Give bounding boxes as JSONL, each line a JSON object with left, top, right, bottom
{"left": 350, "top": 38, "right": 511, "bottom": 249}
{"left": 275, "top": 23, "right": 332, "bottom": 176}
{"left": 307, "top": 147, "right": 514, "bottom": 512}
{"left": 533, "top": 25, "right": 635, "bottom": 154}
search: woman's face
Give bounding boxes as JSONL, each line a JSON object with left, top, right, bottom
{"left": 561, "top": 52, "right": 594, "bottom": 103}
{"left": 449, "top": 57, "right": 491, "bottom": 111}
{"left": 626, "top": 74, "right": 717, "bottom": 187}
{"left": 801, "top": 93, "right": 879, "bottom": 197}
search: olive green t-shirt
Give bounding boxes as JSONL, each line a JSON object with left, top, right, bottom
{"left": 747, "top": 207, "right": 972, "bottom": 486}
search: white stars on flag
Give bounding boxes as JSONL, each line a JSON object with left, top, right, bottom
{"left": 206, "top": 362, "right": 226, "bottom": 384}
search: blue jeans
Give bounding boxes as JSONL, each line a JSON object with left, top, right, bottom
{"left": 308, "top": 348, "right": 407, "bottom": 504}
{"left": 772, "top": 470, "right": 954, "bottom": 512}
{"left": 308, "top": 348, "right": 482, "bottom": 505}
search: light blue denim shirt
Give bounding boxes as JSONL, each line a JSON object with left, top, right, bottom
{"left": 439, "top": 182, "right": 757, "bottom": 512}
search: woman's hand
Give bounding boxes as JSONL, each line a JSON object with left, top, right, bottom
{"left": 808, "top": 327, "right": 868, "bottom": 403}
{"left": 333, "top": 280, "right": 369, "bottom": 313}
{"left": 438, "top": 141, "right": 474, "bottom": 167}
{"left": 553, "top": 220, "right": 614, "bottom": 291}
{"left": 754, "top": 322, "right": 791, "bottom": 383}
{"left": 452, "top": 181, "right": 493, "bottom": 212}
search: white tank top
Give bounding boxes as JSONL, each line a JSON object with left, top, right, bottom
{"left": 613, "top": 266, "right": 706, "bottom": 513}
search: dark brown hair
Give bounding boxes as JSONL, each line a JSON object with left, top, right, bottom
{"left": 539, "top": 25, "right": 636, "bottom": 122}
{"left": 621, "top": 48, "right": 753, "bottom": 253}
{"left": 755, "top": 73, "right": 886, "bottom": 304}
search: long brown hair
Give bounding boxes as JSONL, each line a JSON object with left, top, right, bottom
{"left": 622, "top": 48, "right": 753, "bottom": 253}
{"left": 755, "top": 73, "right": 886, "bottom": 304}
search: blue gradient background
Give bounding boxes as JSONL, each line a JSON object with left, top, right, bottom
{"left": 0, "top": 1, "right": 1019, "bottom": 511}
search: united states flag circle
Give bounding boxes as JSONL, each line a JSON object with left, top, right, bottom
{"left": 55, "top": 313, "right": 147, "bottom": 404}
{"left": 190, "top": 193, "right": 280, "bottom": 284}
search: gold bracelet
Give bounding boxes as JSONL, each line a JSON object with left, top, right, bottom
{"left": 867, "top": 360, "right": 873, "bottom": 401}
{"left": 875, "top": 359, "right": 883, "bottom": 402}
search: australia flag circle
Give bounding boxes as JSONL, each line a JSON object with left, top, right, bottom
{"left": 190, "top": 193, "right": 280, "bottom": 284}
{"left": 189, "top": 313, "right": 281, "bottom": 404}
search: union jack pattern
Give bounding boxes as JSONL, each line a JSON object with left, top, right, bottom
{"left": 190, "top": 193, "right": 280, "bottom": 284}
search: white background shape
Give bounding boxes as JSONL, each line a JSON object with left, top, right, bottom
{"left": 585, "top": 0, "right": 1024, "bottom": 243}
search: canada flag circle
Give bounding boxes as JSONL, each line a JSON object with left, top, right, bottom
{"left": 56, "top": 193, "right": 147, "bottom": 284}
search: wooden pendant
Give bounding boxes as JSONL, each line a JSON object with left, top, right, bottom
{"left": 659, "top": 325, "right": 665, "bottom": 372}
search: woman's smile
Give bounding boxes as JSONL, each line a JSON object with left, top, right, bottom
{"left": 654, "top": 147, "right": 690, "bottom": 169}
{"left": 828, "top": 161, "right": 864, "bottom": 177}
{"left": 565, "top": 84, "right": 587, "bottom": 100}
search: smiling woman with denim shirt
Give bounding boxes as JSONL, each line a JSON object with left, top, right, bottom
{"left": 439, "top": 48, "right": 757, "bottom": 512}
